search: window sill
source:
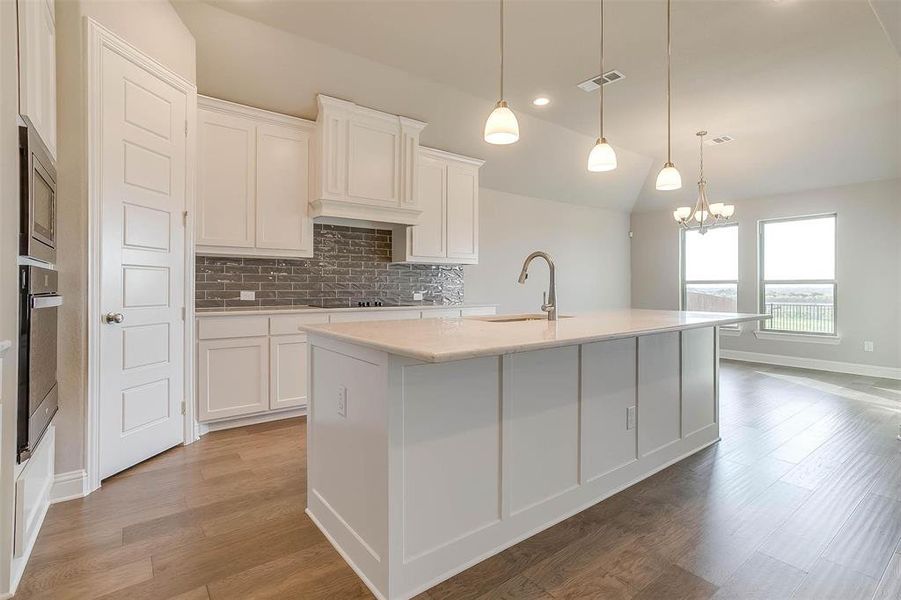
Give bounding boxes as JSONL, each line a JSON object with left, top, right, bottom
{"left": 753, "top": 330, "right": 841, "bottom": 345}
{"left": 719, "top": 327, "right": 742, "bottom": 337}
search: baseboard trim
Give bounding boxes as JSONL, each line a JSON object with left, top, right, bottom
{"left": 720, "top": 349, "right": 901, "bottom": 380}
{"left": 196, "top": 406, "right": 307, "bottom": 437}
{"left": 50, "top": 470, "right": 89, "bottom": 504}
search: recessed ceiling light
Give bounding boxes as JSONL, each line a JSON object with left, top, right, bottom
{"left": 532, "top": 96, "right": 550, "bottom": 107}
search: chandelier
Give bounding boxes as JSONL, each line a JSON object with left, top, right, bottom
{"left": 673, "top": 131, "right": 734, "bottom": 234}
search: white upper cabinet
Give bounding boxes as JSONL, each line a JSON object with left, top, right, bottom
{"left": 446, "top": 161, "right": 480, "bottom": 261}
{"left": 255, "top": 124, "right": 312, "bottom": 253}
{"left": 17, "top": 0, "right": 57, "bottom": 159}
{"left": 196, "top": 96, "right": 314, "bottom": 258}
{"left": 313, "top": 95, "right": 427, "bottom": 225}
{"left": 197, "top": 107, "right": 256, "bottom": 248}
{"left": 394, "top": 147, "right": 483, "bottom": 265}
{"left": 410, "top": 152, "right": 446, "bottom": 259}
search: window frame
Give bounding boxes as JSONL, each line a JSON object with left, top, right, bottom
{"left": 757, "top": 213, "right": 838, "bottom": 337}
{"left": 680, "top": 222, "right": 740, "bottom": 318}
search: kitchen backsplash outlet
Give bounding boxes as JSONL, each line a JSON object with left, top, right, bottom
{"left": 195, "top": 224, "right": 465, "bottom": 309}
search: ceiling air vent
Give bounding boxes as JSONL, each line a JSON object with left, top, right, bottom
{"left": 704, "top": 134, "right": 735, "bottom": 146}
{"left": 577, "top": 69, "right": 626, "bottom": 92}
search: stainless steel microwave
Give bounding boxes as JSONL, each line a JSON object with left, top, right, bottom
{"left": 19, "top": 122, "right": 57, "bottom": 264}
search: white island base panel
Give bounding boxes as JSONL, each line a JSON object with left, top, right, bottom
{"left": 306, "top": 326, "right": 720, "bottom": 600}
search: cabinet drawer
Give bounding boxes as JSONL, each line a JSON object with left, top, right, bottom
{"left": 329, "top": 310, "right": 422, "bottom": 323}
{"left": 198, "top": 316, "right": 268, "bottom": 340}
{"left": 269, "top": 313, "right": 329, "bottom": 336}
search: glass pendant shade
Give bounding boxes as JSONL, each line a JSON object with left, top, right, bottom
{"left": 484, "top": 101, "right": 519, "bottom": 145}
{"left": 673, "top": 206, "right": 692, "bottom": 221}
{"left": 709, "top": 202, "right": 725, "bottom": 216}
{"left": 721, "top": 205, "right": 735, "bottom": 217}
{"left": 656, "top": 162, "right": 682, "bottom": 191}
{"left": 587, "top": 138, "right": 617, "bottom": 172}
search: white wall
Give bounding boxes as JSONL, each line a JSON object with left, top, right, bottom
{"left": 466, "top": 189, "right": 631, "bottom": 314}
{"left": 0, "top": 0, "right": 21, "bottom": 591}
{"left": 630, "top": 178, "right": 901, "bottom": 372}
{"left": 54, "top": 0, "right": 196, "bottom": 474}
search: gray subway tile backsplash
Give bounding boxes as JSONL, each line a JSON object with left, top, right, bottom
{"left": 195, "top": 224, "right": 464, "bottom": 309}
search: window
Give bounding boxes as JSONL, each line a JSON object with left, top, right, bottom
{"left": 681, "top": 224, "right": 739, "bottom": 314}
{"left": 759, "top": 214, "right": 836, "bottom": 335}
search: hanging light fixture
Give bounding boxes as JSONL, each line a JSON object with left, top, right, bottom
{"left": 655, "top": 0, "right": 681, "bottom": 190}
{"left": 484, "top": 0, "right": 519, "bottom": 145}
{"left": 673, "top": 131, "right": 734, "bottom": 234}
{"left": 587, "top": 0, "right": 617, "bottom": 172}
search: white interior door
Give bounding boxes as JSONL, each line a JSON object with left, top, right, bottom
{"left": 98, "top": 45, "right": 187, "bottom": 480}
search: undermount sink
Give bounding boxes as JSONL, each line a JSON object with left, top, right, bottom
{"left": 470, "top": 313, "right": 574, "bottom": 323}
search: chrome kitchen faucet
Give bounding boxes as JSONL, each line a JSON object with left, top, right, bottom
{"left": 517, "top": 251, "right": 558, "bottom": 321}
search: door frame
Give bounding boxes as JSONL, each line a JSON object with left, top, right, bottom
{"left": 85, "top": 18, "right": 197, "bottom": 494}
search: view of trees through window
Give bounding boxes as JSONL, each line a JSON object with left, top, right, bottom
{"left": 760, "top": 215, "right": 836, "bottom": 335}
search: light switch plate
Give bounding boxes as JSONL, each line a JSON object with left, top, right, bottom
{"left": 626, "top": 406, "right": 636, "bottom": 430}
{"left": 240, "top": 290, "right": 255, "bottom": 301}
{"left": 864, "top": 341, "right": 874, "bottom": 352}
{"left": 337, "top": 386, "right": 347, "bottom": 418}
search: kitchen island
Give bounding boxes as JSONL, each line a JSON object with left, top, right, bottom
{"left": 303, "top": 309, "right": 767, "bottom": 600}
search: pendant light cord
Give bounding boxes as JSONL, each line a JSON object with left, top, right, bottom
{"left": 699, "top": 132, "right": 704, "bottom": 181}
{"left": 599, "top": 0, "right": 605, "bottom": 140}
{"left": 666, "top": 0, "right": 672, "bottom": 163}
{"left": 500, "top": 0, "right": 505, "bottom": 100}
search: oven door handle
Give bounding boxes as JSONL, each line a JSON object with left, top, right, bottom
{"left": 31, "top": 295, "right": 62, "bottom": 309}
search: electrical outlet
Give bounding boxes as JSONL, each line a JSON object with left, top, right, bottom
{"left": 413, "top": 291, "right": 424, "bottom": 301}
{"left": 337, "top": 386, "right": 347, "bottom": 417}
{"left": 626, "top": 406, "right": 636, "bottom": 430}
{"left": 239, "top": 290, "right": 255, "bottom": 301}
{"left": 864, "top": 341, "right": 874, "bottom": 352}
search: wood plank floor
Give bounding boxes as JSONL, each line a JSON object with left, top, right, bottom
{"left": 17, "top": 361, "right": 901, "bottom": 599}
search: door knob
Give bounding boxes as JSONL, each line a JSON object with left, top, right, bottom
{"left": 104, "top": 312, "right": 124, "bottom": 324}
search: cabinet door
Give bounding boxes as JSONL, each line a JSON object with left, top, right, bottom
{"left": 197, "top": 337, "right": 269, "bottom": 421}
{"left": 255, "top": 124, "right": 313, "bottom": 254}
{"left": 18, "top": 0, "right": 57, "bottom": 158}
{"left": 196, "top": 108, "right": 256, "bottom": 248}
{"left": 446, "top": 164, "right": 479, "bottom": 261}
{"left": 270, "top": 334, "right": 308, "bottom": 410}
{"left": 409, "top": 154, "right": 446, "bottom": 259}
{"left": 347, "top": 115, "right": 400, "bottom": 206}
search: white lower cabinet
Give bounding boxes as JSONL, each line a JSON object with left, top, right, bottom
{"left": 198, "top": 336, "right": 270, "bottom": 421}
{"left": 196, "top": 306, "right": 495, "bottom": 425}
{"left": 270, "top": 335, "right": 308, "bottom": 411}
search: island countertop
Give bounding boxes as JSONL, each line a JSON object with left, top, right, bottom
{"left": 302, "top": 308, "right": 768, "bottom": 363}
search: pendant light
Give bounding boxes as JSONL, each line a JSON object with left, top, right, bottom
{"left": 587, "top": 0, "right": 617, "bottom": 172}
{"left": 655, "top": 0, "right": 681, "bottom": 190}
{"left": 484, "top": 0, "right": 519, "bottom": 145}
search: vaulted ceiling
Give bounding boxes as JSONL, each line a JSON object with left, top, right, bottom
{"left": 173, "top": 0, "right": 900, "bottom": 213}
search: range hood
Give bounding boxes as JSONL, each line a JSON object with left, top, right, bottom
{"left": 312, "top": 95, "right": 427, "bottom": 225}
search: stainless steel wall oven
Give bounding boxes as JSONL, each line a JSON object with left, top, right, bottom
{"left": 17, "top": 264, "right": 61, "bottom": 462}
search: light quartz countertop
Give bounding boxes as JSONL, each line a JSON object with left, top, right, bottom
{"left": 303, "top": 308, "right": 768, "bottom": 363}
{"left": 194, "top": 304, "right": 496, "bottom": 317}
